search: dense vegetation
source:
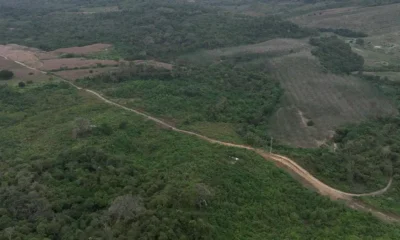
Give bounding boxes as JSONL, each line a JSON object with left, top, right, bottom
{"left": 1, "top": 0, "right": 400, "bottom": 237}
{"left": 310, "top": 36, "right": 365, "bottom": 74}
{"left": 1, "top": 83, "right": 400, "bottom": 239}
{"left": 0, "top": 70, "right": 14, "bottom": 80}
{"left": 0, "top": 1, "right": 313, "bottom": 60}
{"left": 318, "top": 28, "right": 368, "bottom": 38}
{"left": 78, "top": 60, "right": 282, "bottom": 146}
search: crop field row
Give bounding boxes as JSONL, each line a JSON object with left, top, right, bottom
{"left": 268, "top": 53, "right": 397, "bottom": 147}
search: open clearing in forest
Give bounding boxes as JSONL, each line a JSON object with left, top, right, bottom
{"left": 0, "top": 56, "right": 47, "bottom": 84}
{"left": 291, "top": 3, "right": 400, "bottom": 35}
{"left": 268, "top": 52, "right": 398, "bottom": 148}
{"left": 0, "top": 43, "right": 120, "bottom": 80}
{"left": 179, "top": 38, "right": 309, "bottom": 64}
{"left": 0, "top": 43, "right": 173, "bottom": 81}
{"left": 51, "top": 43, "right": 112, "bottom": 55}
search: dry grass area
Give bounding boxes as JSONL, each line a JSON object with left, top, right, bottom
{"left": 291, "top": 3, "right": 400, "bottom": 35}
{"left": 268, "top": 53, "right": 398, "bottom": 148}
{"left": 51, "top": 44, "right": 112, "bottom": 55}
{"left": 0, "top": 57, "right": 47, "bottom": 84}
{"left": 79, "top": 6, "right": 120, "bottom": 14}
{"left": 180, "top": 38, "right": 309, "bottom": 64}
{"left": 0, "top": 43, "right": 175, "bottom": 82}
{"left": 0, "top": 43, "right": 114, "bottom": 68}
{"left": 0, "top": 44, "right": 45, "bottom": 69}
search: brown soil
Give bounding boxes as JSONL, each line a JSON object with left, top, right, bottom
{"left": 0, "top": 44, "right": 44, "bottom": 69}
{"left": 0, "top": 56, "right": 46, "bottom": 82}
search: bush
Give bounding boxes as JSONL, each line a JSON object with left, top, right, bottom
{"left": 119, "top": 121, "right": 128, "bottom": 129}
{"left": 318, "top": 28, "right": 368, "bottom": 38}
{"left": 99, "top": 123, "right": 113, "bottom": 136}
{"left": 356, "top": 38, "right": 365, "bottom": 46}
{"left": 310, "top": 36, "right": 364, "bottom": 74}
{"left": 0, "top": 70, "right": 14, "bottom": 80}
{"left": 18, "top": 82, "right": 26, "bottom": 88}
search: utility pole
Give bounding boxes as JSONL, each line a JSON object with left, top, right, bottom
{"left": 269, "top": 137, "right": 273, "bottom": 153}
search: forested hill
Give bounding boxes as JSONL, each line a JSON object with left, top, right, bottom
{"left": 0, "top": 1, "right": 314, "bottom": 60}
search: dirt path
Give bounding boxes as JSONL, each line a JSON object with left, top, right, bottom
{"left": 4, "top": 56, "right": 399, "bottom": 223}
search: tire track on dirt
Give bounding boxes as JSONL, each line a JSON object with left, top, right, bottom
{"left": 5, "top": 56, "right": 399, "bottom": 223}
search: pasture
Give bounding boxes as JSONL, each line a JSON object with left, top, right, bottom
{"left": 0, "top": 57, "right": 47, "bottom": 85}
{"left": 268, "top": 53, "right": 398, "bottom": 147}
{"left": 291, "top": 3, "right": 400, "bottom": 35}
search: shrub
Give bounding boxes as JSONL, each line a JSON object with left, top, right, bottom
{"left": 310, "top": 36, "right": 364, "bottom": 74}
{"left": 0, "top": 70, "right": 14, "bottom": 80}
{"left": 356, "top": 38, "right": 365, "bottom": 46}
{"left": 18, "top": 82, "right": 26, "bottom": 88}
{"left": 119, "top": 121, "right": 128, "bottom": 129}
{"left": 99, "top": 123, "right": 113, "bottom": 136}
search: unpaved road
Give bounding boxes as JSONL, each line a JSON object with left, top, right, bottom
{"left": 4, "top": 56, "right": 399, "bottom": 223}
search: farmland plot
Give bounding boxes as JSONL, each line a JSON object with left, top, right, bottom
{"left": 269, "top": 53, "right": 397, "bottom": 147}
{"left": 291, "top": 3, "right": 400, "bottom": 35}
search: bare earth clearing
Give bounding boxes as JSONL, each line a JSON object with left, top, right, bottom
{"left": 0, "top": 43, "right": 117, "bottom": 70}
{"left": 0, "top": 56, "right": 47, "bottom": 84}
{"left": 0, "top": 44, "right": 174, "bottom": 81}
{"left": 5, "top": 56, "right": 399, "bottom": 223}
{"left": 268, "top": 52, "right": 398, "bottom": 148}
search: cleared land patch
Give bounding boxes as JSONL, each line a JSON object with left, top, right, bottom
{"left": 0, "top": 56, "right": 47, "bottom": 84}
{"left": 291, "top": 4, "right": 400, "bottom": 35}
{"left": 51, "top": 43, "right": 112, "bottom": 55}
{"left": 268, "top": 53, "right": 398, "bottom": 148}
{"left": 180, "top": 38, "right": 310, "bottom": 64}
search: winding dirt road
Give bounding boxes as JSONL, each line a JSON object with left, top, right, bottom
{"left": 4, "top": 56, "right": 399, "bottom": 223}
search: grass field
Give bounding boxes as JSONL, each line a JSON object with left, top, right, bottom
{"left": 291, "top": 3, "right": 400, "bottom": 35}
{"left": 0, "top": 56, "right": 48, "bottom": 85}
{"left": 179, "top": 38, "right": 309, "bottom": 65}
{"left": 268, "top": 52, "right": 397, "bottom": 147}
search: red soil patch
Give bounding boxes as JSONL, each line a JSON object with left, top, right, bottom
{"left": 40, "top": 58, "right": 119, "bottom": 71}
{"left": 54, "top": 67, "right": 118, "bottom": 81}
{"left": 52, "top": 44, "right": 112, "bottom": 55}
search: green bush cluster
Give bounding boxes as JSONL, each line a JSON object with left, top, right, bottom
{"left": 310, "top": 36, "right": 364, "bottom": 74}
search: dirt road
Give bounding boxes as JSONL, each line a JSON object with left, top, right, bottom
{"left": 4, "top": 56, "right": 399, "bottom": 223}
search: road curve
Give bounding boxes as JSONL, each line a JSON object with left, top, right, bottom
{"left": 4, "top": 55, "right": 398, "bottom": 222}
